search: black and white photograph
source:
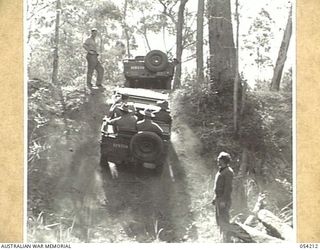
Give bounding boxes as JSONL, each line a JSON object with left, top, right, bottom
{"left": 26, "top": 0, "right": 295, "bottom": 244}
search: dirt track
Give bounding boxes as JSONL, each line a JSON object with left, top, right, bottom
{"left": 29, "top": 89, "right": 221, "bottom": 243}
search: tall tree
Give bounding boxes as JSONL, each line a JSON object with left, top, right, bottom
{"left": 233, "top": 0, "right": 240, "bottom": 134}
{"left": 208, "top": 0, "right": 236, "bottom": 88}
{"left": 196, "top": 0, "right": 205, "bottom": 86}
{"left": 270, "top": 6, "right": 292, "bottom": 91}
{"left": 26, "top": 0, "right": 54, "bottom": 78}
{"left": 243, "top": 9, "right": 274, "bottom": 84}
{"left": 135, "top": 1, "right": 164, "bottom": 53}
{"left": 52, "top": 0, "right": 61, "bottom": 84}
{"left": 122, "top": 0, "right": 131, "bottom": 58}
{"left": 158, "top": 0, "right": 197, "bottom": 88}
{"left": 157, "top": 0, "right": 179, "bottom": 41}
{"left": 173, "top": 0, "right": 189, "bottom": 89}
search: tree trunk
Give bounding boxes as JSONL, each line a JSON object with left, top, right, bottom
{"left": 173, "top": 0, "right": 189, "bottom": 89}
{"left": 233, "top": 0, "right": 240, "bottom": 134}
{"left": 270, "top": 6, "right": 292, "bottom": 91}
{"left": 51, "top": 0, "right": 70, "bottom": 134}
{"left": 208, "top": 0, "right": 236, "bottom": 88}
{"left": 162, "top": 25, "right": 167, "bottom": 52}
{"left": 52, "top": 0, "right": 61, "bottom": 84}
{"left": 240, "top": 78, "right": 247, "bottom": 116}
{"left": 142, "top": 29, "right": 152, "bottom": 51}
{"left": 123, "top": 0, "right": 131, "bottom": 58}
{"left": 196, "top": 0, "right": 205, "bottom": 86}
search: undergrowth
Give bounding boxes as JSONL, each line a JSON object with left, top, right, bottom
{"left": 174, "top": 79, "right": 293, "bottom": 222}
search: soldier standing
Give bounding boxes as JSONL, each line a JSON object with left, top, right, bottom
{"left": 212, "top": 151, "right": 234, "bottom": 242}
{"left": 83, "top": 28, "right": 104, "bottom": 90}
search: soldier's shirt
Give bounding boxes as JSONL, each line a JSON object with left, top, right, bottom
{"left": 153, "top": 110, "right": 172, "bottom": 123}
{"left": 137, "top": 120, "right": 163, "bottom": 135}
{"left": 109, "top": 115, "right": 138, "bottom": 132}
{"left": 83, "top": 37, "right": 98, "bottom": 54}
{"left": 214, "top": 166, "right": 234, "bottom": 202}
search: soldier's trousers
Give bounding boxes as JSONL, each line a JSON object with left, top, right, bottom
{"left": 215, "top": 201, "right": 232, "bottom": 242}
{"left": 86, "top": 54, "right": 104, "bottom": 87}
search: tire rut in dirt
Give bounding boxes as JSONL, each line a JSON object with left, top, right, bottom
{"left": 46, "top": 90, "right": 198, "bottom": 242}
{"left": 100, "top": 148, "right": 197, "bottom": 242}
{"left": 49, "top": 91, "right": 109, "bottom": 242}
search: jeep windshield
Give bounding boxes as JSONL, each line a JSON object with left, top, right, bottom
{"left": 112, "top": 87, "right": 169, "bottom": 111}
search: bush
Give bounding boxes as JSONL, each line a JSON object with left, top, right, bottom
{"left": 174, "top": 77, "right": 293, "bottom": 216}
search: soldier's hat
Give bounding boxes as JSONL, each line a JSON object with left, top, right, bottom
{"left": 119, "top": 103, "right": 132, "bottom": 113}
{"left": 139, "top": 108, "right": 155, "bottom": 118}
{"left": 119, "top": 102, "right": 135, "bottom": 113}
{"left": 217, "top": 151, "right": 231, "bottom": 163}
{"left": 156, "top": 100, "right": 169, "bottom": 111}
{"left": 121, "top": 94, "right": 129, "bottom": 100}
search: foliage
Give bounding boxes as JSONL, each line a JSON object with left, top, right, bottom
{"left": 280, "top": 67, "right": 292, "bottom": 93}
{"left": 236, "top": 89, "right": 292, "bottom": 185}
{"left": 27, "top": 78, "right": 87, "bottom": 224}
{"left": 27, "top": 0, "right": 294, "bottom": 241}
{"left": 254, "top": 79, "right": 270, "bottom": 91}
{"left": 242, "top": 8, "right": 275, "bottom": 80}
{"left": 27, "top": 0, "right": 124, "bottom": 84}
{"left": 175, "top": 76, "right": 292, "bottom": 214}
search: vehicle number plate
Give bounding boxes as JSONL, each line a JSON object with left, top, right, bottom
{"left": 113, "top": 143, "right": 128, "bottom": 149}
{"left": 131, "top": 66, "right": 145, "bottom": 70}
{"left": 156, "top": 71, "right": 168, "bottom": 75}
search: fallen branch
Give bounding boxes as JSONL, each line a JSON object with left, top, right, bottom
{"left": 233, "top": 223, "right": 284, "bottom": 243}
{"left": 238, "top": 192, "right": 294, "bottom": 242}
{"left": 258, "top": 209, "right": 294, "bottom": 241}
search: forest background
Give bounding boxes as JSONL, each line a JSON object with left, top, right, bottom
{"left": 3, "top": 0, "right": 320, "bottom": 244}
{"left": 25, "top": 0, "right": 295, "bottom": 243}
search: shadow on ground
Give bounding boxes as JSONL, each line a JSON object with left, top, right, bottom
{"left": 100, "top": 142, "right": 197, "bottom": 242}
{"left": 38, "top": 89, "right": 197, "bottom": 242}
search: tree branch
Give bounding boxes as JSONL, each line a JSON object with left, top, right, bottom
{"left": 157, "top": 0, "right": 177, "bottom": 25}
{"left": 27, "top": 3, "right": 51, "bottom": 21}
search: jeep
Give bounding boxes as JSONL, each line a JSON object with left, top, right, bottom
{"left": 123, "top": 50, "right": 177, "bottom": 90}
{"left": 100, "top": 88, "right": 172, "bottom": 174}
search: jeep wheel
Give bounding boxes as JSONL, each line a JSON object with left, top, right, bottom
{"left": 130, "top": 131, "right": 163, "bottom": 162}
{"left": 144, "top": 50, "right": 168, "bottom": 72}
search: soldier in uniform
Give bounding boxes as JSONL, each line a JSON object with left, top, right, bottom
{"left": 153, "top": 100, "right": 172, "bottom": 124}
{"left": 108, "top": 94, "right": 129, "bottom": 118}
{"left": 83, "top": 28, "right": 104, "bottom": 89}
{"left": 136, "top": 108, "right": 163, "bottom": 136}
{"left": 212, "top": 151, "right": 234, "bottom": 242}
{"left": 108, "top": 103, "right": 137, "bottom": 133}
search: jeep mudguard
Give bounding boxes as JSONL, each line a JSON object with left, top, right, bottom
{"left": 164, "top": 78, "right": 171, "bottom": 89}
{"left": 129, "top": 131, "right": 164, "bottom": 162}
{"left": 144, "top": 50, "right": 168, "bottom": 72}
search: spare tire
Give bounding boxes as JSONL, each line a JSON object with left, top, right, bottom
{"left": 130, "top": 131, "right": 164, "bottom": 162}
{"left": 144, "top": 50, "right": 168, "bottom": 72}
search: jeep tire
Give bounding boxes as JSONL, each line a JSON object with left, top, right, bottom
{"left": 144, "top": 50, "right": 168, "bottom": 72}
{"left": 130, "top": 131, "right": 164, "bottom": 162}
